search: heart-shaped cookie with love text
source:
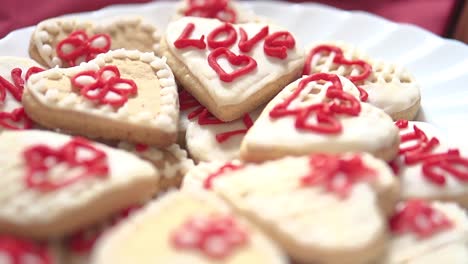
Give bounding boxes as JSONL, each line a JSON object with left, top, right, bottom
{"left": 0, "top": 130, "right": 158, "bottom": 239}
{"left": 0, "top": 57, "right": 44, "bottom": 132}
{"left": 161, "top": 17, "right": 305, "bottom": 122}
{"left": 23, "top": 49, "right": 179, "bottom": 147}
{"left": 91, "top": 190, "right": 288, "bottom": 264}
{"left": 303, "top": 42, "right": 421, "bottom": 120}
{"left": 181, "top": 153, "right": 400, "bottom": 264}
{"left": 241, "top": 73, "right": 400, "bottom": 162}
{"left": 29, "top": 17, "right": 161, "bottom": 68}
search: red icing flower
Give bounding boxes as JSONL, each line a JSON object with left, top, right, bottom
{"left": 23, "top": 137, "right": 109, "bottom": 192}
{"left": 269, "top": 73, "right": 361, "bottom": 134}
{"left": 56, "top": 30, "right": 111, "bottom": 67}
{"left": 71, "top": 65, "right": 137, "bottom": 107}
{"left": 390, "top": 199, "right": 453, "bottom": 239}
{"left": 185, "top": 0, "right": 237, "bottom": 23}
{"left": 171, "top": 215, "right": 248, "bottom": 259}
{"left": 301, "top": 153, "right": 376, "bottom": 198}
{"left": 0, "top": 235, "right": 52, "bottom": 264}
{"left": 203, "top": 162, "right": 243, "bottom": 189}
{"left": 0, "top": 108, "right": 33, "bottom": 130}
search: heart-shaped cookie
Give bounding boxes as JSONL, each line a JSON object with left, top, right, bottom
{"left": 91, "top": 190, "right": 288, "bottom": 264}
{"left": 182, "top": 153, "right": 399, "bottom": 264}
{"left": 391, "top": 120, "right": 468, "bottom": 207}
{"left": 384, "top": 200, "right": 468, "bottom": 263}
{"left": 0, "top": 57, "right": 44, "bottom": 132}
{"left": 23, "top": 49, "right": 179, "bottom": 147}
{"left": 241, "top": 73, "right": 400, "bottom": 162}
{"left": 161, "top": 17, "right": 304, "bottom": 121}
{"left": 30, "top": 17, "right": 161, "bottom": 68}
{"left": 303, "top": 42, "right": 421, "bottom": 120}
{"left": 0, "top": 130, "right": 158, "bottom": 239}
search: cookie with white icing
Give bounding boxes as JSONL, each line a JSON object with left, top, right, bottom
{"left": 241, "top": 73, "right": 400, "bottom": 162}
{"left": 384, "top": 200, "right": 468, "bottom": 264}
{"left": 29, "top": 16, "right": 161, "bottom": 68}
{"left": 303, "top": 42, "right": 421, "bottom": 120}
{"left": 161, "top": 17, "right": 304, "bottom": 121}
{"left": 23, "top": 49, "right": 179, "bottom": 147}
{"left": 91, "top": 190, "right": 288, "bottom": 264}
{"left": 0, "top": 130, "right": 158, "bottom": 238}
{"left": 118, "top": 142, "right": 194, "bottom": 191}
{"left": 0, "top": 235, "right": 63, "bottom": 264}
{"left": 0, "top": 57, "right": 43, "bottom": 132}
{"left": 182, "top": 153, "right": 399, "bottom": 263}
{"left": 173, "top": 0, "right": 260, "bottom": 24}
{"left": 391, "top": 120, "right": 468, "bottom": 207}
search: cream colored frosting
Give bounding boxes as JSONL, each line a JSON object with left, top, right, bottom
{"left": 165, "top": 17, "right": 305, "bottom": 106}
{"left": 242, "top": 75, "right": 398, "bottom": 155}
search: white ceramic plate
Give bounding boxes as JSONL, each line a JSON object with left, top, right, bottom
{"left": 1, "top": 1, "right": 467, "bottom": 145}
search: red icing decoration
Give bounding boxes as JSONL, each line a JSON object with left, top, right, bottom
{"left": 56, "top": 30, "right": 111, "bottom": 66}
{"left": 390, "top": 199, "right": 453, "bottom": 238}
{"left": 395, "top": 119, "right": 409, "bottom": 129}
{"left": 135, "top": 144, "right": 149, "bottom": 153}
{"left": 207, "top": 23, "right": 237, "bottom": 49}
{"left": 23, "top": 137, "right": 109, "bottom": 192}
{"left": 179, "top": 89, "right": 202, "bottom": 110}
{"left": 208, "top": 47, "right": 257, "bottom": 82}
{"left": 269, "top": 73, "right": 361, "bottom": 134}
{"left": 357, "top": 86, "right": 369, "bottom": 102}
{"left": 0, "top": 235, "right": 52, "bottom": 264}
{"left": 174, "top": 23, "right": 207, "bottom": 50}
{"left": 238, "top": 26, "right": 269, "bottom": 53}
{"left": 216, "top": 114, "right": 253, "bottom": 143}
{"left": 203, "top": 162, "right": 243, "bottom": 189}
{"left": 300, "top": 153, "right": 377, "bottom": 198}
{"left": 0, "top": 108, "right": 33, "bottom": 130}
{"left": 71, "top": 65, "right": 137, "bottom": 107}
{"left": 398, "top": 123, "right": 440, "bottom": 158}
{"left": 185, "top": 0, "right": 237, "bottom": 23}
{"left": 263, "top": 31, "right": 296, "bottom": 59}
{"left": 171, "top": 214, "right": 248, "bottom": 259}
{"left": 303, "top": 44, "right": 372, "bottom": 88}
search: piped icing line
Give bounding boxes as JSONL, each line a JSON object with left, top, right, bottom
{"left": 182, "top": 160, "right": 243, "bottom": 191}
{"left": 26, "top": 49, "right": 178, "bottom": 133}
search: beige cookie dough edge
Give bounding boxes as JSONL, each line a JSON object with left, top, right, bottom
{"left": 389, "top": 98, "right": 421, "bottom": 121}
{"left": 160, "top": 36, "right": 303, "bottom": 122}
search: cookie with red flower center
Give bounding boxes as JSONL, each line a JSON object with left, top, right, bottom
{"left": 303, "top": 42, "right": 421, "bottom": 120}
{"left": 182, "top": 153, "right": 399, "bottom": 263}
{"left": 0, "top": 130, "right": 158, "bottom": 239}
{"left": 384, "top": 200, "right": 468, "bottom": 263}
{"left": 161, "top": 17, "right": 304, "bottom": 121}
{"left": 29, "top": 17, "right": 161, "bottom": 68}
{"left": 0, "top": 57, "right": 44, "bottom": 132}
{"left": 241, "top": 73, "right": 400, "bottom": 162}
{"left": 23, "top": 49, "right": 179, "bottom": 147}
{"left": 91, "top": 190, "right": 287, "bottom": 264}
{"left": 391, "top": 120, "right": 468, "bottom": 207}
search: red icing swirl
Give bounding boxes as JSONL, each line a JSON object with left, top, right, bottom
{"left": 300, "top": 153, "right": 376, "bottom": 198}
{"left": 171, "top": 214, "right": 248, "bottom": 259}
{"left": 390, "top": 199, "right": 453, "bottom": 238}
{"left": 269, "top": 73, "right": 361, "bottom": 134}
{"left": 203, "top": 162, "right": 243, "bottom": 189}
{"left": 23, "top": 137, "right": 109, "bottom": 191}
{"left": 184, "top": 0, "right": 237, "bottom": 23}
{"left": 207, "top": 23, "right": 237, "bottom": 49}
{"left": 208, "top": 47, "right": 257, "bottom": 82}
{"left": 263, "top": 31, "right": 296, "bottom": 59}
{"left": 238, "top": 26, "right": 269, "bottom": 53}
{"left": 0, "top": 235, "right": 53, "bottom": 264}
{"left": 71, "top": 65, "right": 137, "bottom": 107}
{"left": 174, "top": 23, "right": 207, "bottom": 50}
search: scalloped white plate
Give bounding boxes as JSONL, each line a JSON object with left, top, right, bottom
{"left": 1, "top": 1, "right": 467, "bottom": 146}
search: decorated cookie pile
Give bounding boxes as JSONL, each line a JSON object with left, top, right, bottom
{"left": 1, "top": 0, "right": 467, "bottom": 263}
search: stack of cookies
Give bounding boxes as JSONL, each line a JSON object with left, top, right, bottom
{"left": 1, "top": 0, "right": 467, "bottom": 263}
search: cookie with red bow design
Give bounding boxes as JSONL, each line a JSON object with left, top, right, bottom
{"left": 303, "top": 42, "right": 421, "bottom": 120}
{"left": 384, "top": 200, "right": 468, "bottom": 264}
{"left": 0, "top": 57, "right": 43, "bottom": 132}
{"left": 29, "top": 17, "right": 161, "bottom": 68}
{"left": 161, "top": 17, "right": 304, "bottom": 121}
{"left": 182, "top": 153, "right": 399, "bottom": 263}
{"left": 0, "top": 130, "right": 158, "bottom": 239}
{"left": 241, "top": 73, "right": 400, "bottom": 162}
{"left": 0, "top": 235, "right": 63, "bottom": 264}
{"left": 118, "top": 142, "right": 194, "bottom": 191}
{"left": 91, "top": 190, "right": 288, "bottom": 264}
{"left": 391, "top": 120, "right": 468, "bottom": 207}
{"left": 23, "top": 49, "right": 179, "bottom": 147}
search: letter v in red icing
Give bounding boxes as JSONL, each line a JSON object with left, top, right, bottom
{"left": 174, "top": 23, "right": 207, "bottom": 50}
{"left": 238, "top": 26, "right": 269, "bottom": 53}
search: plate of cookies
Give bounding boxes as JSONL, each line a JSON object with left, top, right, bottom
{"left": 1, "top": 0, "right": 468, "bottom": 263}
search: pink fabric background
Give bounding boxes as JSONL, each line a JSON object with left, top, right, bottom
{"left": 0, "top": 0, "right": 457, "bottom": 38}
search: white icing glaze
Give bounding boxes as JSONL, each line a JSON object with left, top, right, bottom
{"left": 384, "top": 201, "right": 468, "bottom": 264}
{"left": 242, "top": 75, "right": 398, "bottom": 156}
{"left": 165, "top": 17, "right": 305, "bottom": 106}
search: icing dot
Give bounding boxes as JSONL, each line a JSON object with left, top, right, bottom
{"left": 41, "top": 44, "right": 52, "bottom": 56}
{"left": 159, "top": 78, "right": 175, "bottom": 87}
{"left": 156, "top": 69, "right": 170, "bottom": 78}
{"left": 140, "top": 52, "right": 155, "bottom": 63}
{"left": 127, "top": 50, "right": 141, "bottom": 60}
{"left": 44, "top": 22, "right": 60, "bottom": 34}
{"left": 62, "top": 20, "right": 75, "bottom": 31}
{"left": 112, "top": 49, "right": 126, "bottom": 59}
{"left": 150, "top": 59, "right": 165, "bottom": 70}
{"left": 51, "top": 57, "right": 62, "bottom": 67}
{"left": 38, "top": 31, "right": 49, "bottom": 42}
{"left": 141, "top": 22, "right": 154, "bottom": 33}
